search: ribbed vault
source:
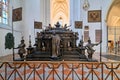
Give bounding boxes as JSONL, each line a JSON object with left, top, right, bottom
{"left": 107, "top": 0, "right": 120, "bottom": 27}
{"left": 50, "top": 0, "right": 70, "bottom": 26}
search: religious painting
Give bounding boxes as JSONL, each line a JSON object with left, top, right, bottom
{"left": 12, "top": 7, "right": 22, "bottom": 21}
{"left": 95, "top": 30, "right": 102, "bottom": 42}
{"left": 88, "top": 10, "right": 101, "bottom": 22}
{"left": 84, "top": 31, "right": 89, "bottom": 42}
{"left": 34, "top": 21, "right": 42, "bottom": 29}
{"left": 75, "top": 21, "right": 83, "bottom": 29}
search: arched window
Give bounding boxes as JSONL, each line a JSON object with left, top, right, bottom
{"left": 0, "top": 0, "right": 9, "bottom": 24}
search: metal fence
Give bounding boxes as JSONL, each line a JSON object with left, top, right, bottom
{"left": 0, "top": 61, "right": 120, "bottom": 80}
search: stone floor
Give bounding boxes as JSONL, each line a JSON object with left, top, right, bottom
{"left": 0, "top": 53, "right": 120, "bottom": 80}
{"left": 0, "top": 53, "right": 19, "bottom": 61}
{"left": 93, "top": 52, "right": 120, "bottom": 62}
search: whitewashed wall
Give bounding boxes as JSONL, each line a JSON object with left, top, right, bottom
{"left": 0, "top": 0, "right": 23, "bottom": 57}
{"left": 69, "top": 0, "right": 113, "bottom": 52}
{"left": 22, "top": 0, "right": 41, "bottom": 47}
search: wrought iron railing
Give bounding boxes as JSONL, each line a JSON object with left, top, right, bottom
{"left": 0, "top": 61, "right": 120, "bottom": 80}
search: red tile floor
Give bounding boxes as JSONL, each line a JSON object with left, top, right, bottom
{"left": 0, "top": 52, "right": 120, "bottom": 80}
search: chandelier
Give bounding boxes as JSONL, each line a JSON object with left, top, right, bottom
{"left": 83, "top": 0, "right": 90, "bottom": 11}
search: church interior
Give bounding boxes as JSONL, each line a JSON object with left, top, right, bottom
{"left": 0, "top": 0, "right": 120, "bottom": 79}
{"left": 0, "top": 0, "right": 120, "bottom": 61}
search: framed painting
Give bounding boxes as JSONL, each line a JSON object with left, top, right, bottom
{"left": 34, "top": 21, "right": 42, "bottom": 29}
{"left": 75, "top": 21, "right": 83, "bottom": 29}
{"left": 88, "top": 10, "right": 101, "bottom": 22}
{"left": 12, "top": 7, "right": 22, "bottom": 21}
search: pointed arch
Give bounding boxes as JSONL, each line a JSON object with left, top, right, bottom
{"left": 106, "top": 0, "right": 120, "bottom": 27}
{"left": 50, "top": 0, "right": 70, "bottom": 26}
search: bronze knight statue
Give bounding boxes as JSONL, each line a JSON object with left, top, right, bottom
{"left": 85, "top": 39, "right": 101, "bottom": 59}
{"left": 17, "top": 37, "right": 26, "bottom": 59}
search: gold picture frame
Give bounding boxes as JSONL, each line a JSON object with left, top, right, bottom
{"left": 12, "top": 7, "right": 22, "bottom": 21}
{"left": 88, "top": 10, "right": 101, "bottom": 22}
{"left": 34, "top": 21, "right": 42, "bottom": 29}
{"left": 75, "top": 21, "right": 83, "bottom": 29}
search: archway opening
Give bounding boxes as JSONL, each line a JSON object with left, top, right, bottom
{"left": 107, "top": 1, "right": 120, "bottom": 54}
{"left": 50, "top": 0, "right": 70, "bottom": 27}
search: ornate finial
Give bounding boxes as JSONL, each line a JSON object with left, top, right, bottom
{"left": 88, "top": 37, "right": 91, "bottom": 43}
{"left": 55, "top": 22, "right": 60, "bottom": 28}
{"left": 21, "top": 36, "right": 24, "bottom": 42}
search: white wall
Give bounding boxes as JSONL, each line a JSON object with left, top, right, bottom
{"left": 0, "top": 0, "right": 23, "bottom": 57}
{"left": 22, "top": 0, "right": 51, "bottom": 47}
{"left": 70, "top": 0, "right": 82, "bottom": 46}
{"left": 69, "top": 0, "right": 113, "bottom": 52}
{"left": 40, "top": 0, "right": 50, "bottom": 27}
{"left": 22, "top": 0, "right": 41, "bottom": 47}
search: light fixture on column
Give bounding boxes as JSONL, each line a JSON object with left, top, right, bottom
{"left": 83, "top": 0, "right": 90, "bottom": 11}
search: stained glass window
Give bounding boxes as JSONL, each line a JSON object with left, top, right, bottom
{"left": 0, "top": 0, "right": 8, "bottom": 24}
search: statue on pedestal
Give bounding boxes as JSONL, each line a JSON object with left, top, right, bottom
{"left": 55, "top": 22, "right": 61, "bottom": 28}
{"left": 51, "top": 32, "right": 61, "bottom": 58}
{"left": 77, "top": 36, "right": 87, "bottom": 59}
{"left": 17, "top": 37, "right": 26, "bottom": 59}
{"left": 85, "top": 38, "right": 101, "bottom": 59}
{"left": 63, "top": 24, "right": 71, "bottom": 31}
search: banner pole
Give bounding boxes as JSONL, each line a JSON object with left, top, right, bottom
{"left": 12, "top": 6, "right": 15, "bottom": 61}
{"left": 100, "top": 8, "right": 102, "bottom": 62}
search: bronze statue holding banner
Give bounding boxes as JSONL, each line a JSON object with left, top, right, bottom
{"left": 85, "top": 39, "right": 101, "bottom": 59}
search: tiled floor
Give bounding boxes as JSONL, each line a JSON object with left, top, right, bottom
{"left": 0, "top": 53, "right": 120, "bottom": 80}
{"left": 94, "top": 52, "right": 120, "bottom": 62}
{"left": 0, "top": 53, "right": 19, "bottom": 61}
{"left": 0, "top": 60, "right": 119, "bottom": 80}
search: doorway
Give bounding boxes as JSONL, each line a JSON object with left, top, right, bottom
{"left": 107, "top": 0, "right": 120, "bottom": 54}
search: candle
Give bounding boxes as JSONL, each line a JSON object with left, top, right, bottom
{"left": 68, "top": 42, "right": 70, "bottom": 47}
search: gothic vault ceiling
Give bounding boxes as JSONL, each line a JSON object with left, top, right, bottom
{"left": 51, "top": 0, "right": 69, "bottom": 26}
